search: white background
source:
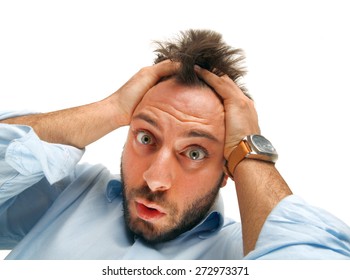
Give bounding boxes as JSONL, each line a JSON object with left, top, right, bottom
{"left": 1, "top": 0, "right": 350, "bottom": 259}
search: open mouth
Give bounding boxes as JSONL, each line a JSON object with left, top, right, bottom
{"left": 135, "top": 200, "right": 166, "bottom": 222}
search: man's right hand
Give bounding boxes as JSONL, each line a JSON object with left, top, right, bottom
{"left": 109, "top": 60, "right": 179, "bottom": 127}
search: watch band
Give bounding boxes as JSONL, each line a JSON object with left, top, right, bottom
{"left": 226, "top": 139, "right": 251, "bottom": 178}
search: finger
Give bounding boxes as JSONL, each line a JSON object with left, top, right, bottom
{"left": 194, "top": 65, "right": 244, "bottom": 100}
{"left": 151, "top": 60, "right": 180, "bottom": 81}
{"left": 116, "top": 61, "right": 180, "bottom": 121}
{"left": 122, "top": 60, "right": 179, "bottom": 95}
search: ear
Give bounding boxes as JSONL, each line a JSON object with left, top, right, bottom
{"left": 220, "top": 174, "right": 229, "bottom": 188}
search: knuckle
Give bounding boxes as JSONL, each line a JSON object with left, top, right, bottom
{"left": 135, "top": 66, "right": 159, "bottom": 82}
{"left": 237, "top": 96, "right": 254, "bottom": 110}
{"left": 138, "top": 66, "right": 152, "bottom": 76}
{"left": 215, "top": 77, "right": 228, "bottom": 89}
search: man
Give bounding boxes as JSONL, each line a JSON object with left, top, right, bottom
{"left": 0, "top": 29, "right": 349, "bottom": 259}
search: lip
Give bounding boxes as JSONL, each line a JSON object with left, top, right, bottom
{"left": 135, "top": 199, "right": 166, "bottom": 222}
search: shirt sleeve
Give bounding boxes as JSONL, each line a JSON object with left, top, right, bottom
{"left": 0, "top": 112, "right": 87, "bottom": 249}
{"left": 245, "top": 195, "right": 350, "bottom": 259}
{"left": 0, "top": 121, "right": 84, "bottom": 208}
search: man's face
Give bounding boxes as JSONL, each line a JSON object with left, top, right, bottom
{"left": 121, "top": 78, "right": 226, "bottom": 243}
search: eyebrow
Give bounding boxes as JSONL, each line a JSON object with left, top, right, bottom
{"left": 133, "top": 113, "right": 219, "bottom": 142}
{"left": 133, "top": 113, "right": 159, "bottom": 129}
{"left": 184, "top": 130, "right": 219, "bottom": 142}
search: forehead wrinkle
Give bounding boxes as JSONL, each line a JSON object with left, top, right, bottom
{"left": 136, "top": 105, "right": 213, "bottom": 126}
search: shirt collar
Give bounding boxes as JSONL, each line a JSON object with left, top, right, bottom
{"left": 105, "top": 178, "right": 225, "bottom": 238}
{"left": 184, "top": 193, "right": 225, "bottom": 239}
{"left": 105, "top": 177, "right": 122, "bottom": 202}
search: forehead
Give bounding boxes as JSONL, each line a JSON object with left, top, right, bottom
{"left": 133, "top": 79, "right": 224, "bottom": 123}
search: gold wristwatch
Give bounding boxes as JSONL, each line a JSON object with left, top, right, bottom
{"left": 225, "top": 135, "right": 278, "bottom": 179}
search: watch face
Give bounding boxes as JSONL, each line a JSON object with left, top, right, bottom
{"left": 251, "top": 135, "right": 276, "bottom": 153}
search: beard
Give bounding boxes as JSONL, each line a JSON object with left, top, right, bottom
{"left": 120, "top": 163, "right": 224, "bottom": 244}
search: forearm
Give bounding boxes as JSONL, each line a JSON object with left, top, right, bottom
{"left": 234, "top": 159, "right": 292, "bottom": 255}
{"left": 0, "top": 62, "right": 180, "bottom": 149}
{"left": 0, "top": 97, "right": 121, "bottom": 149}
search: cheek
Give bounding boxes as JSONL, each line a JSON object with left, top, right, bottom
{"left": 174, "top": 167, "right": 222, "bottom": 200}
{"left": 188, "top": 164, "right": 223, "bottom": 193}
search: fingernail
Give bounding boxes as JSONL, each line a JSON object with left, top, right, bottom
{"left": 194, "top": 65, "right": 201, "bottom": 71}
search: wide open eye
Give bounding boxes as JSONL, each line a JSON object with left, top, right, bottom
{"left": 136, "top": 131, "right": 154, "bottom": 145}
{"left": 184, "top": 147, "right": 207, "bottom": 161}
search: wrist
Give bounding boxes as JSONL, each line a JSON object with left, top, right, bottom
{"left": 234, "top": 158, "right": 275, "bottom": 178}
{"left": 102, "top": 95, "right": 129, "bottom": 130}
{"left": 225, "top": 135, "right": 278, "bottom": 180}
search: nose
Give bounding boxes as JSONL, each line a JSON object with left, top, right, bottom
{"left": 143, "top": 148, "right": 174, "bottom": 192}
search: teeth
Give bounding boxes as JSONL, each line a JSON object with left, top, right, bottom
{"left": 144, "top": 204, "right": 157, "bottom": 211}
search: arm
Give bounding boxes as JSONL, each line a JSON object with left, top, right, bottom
{"left": 0, "top": 61, "right": 179, "bottom": 247}
{"left": 194, "top": 66, "right": 292, "bottom": 255}
{"left": 0, "top": 61, "right": 179, "bottom": 148}
{"left": 234, "top": 160, "right": 292, "bottom": 255}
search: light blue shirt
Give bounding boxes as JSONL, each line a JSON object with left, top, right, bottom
{"left": 1, "top": 114, "right": 350, "bottom": 259}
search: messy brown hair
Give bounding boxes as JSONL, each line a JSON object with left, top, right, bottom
{"left": 153, "top": 29, "right": 248, "bottom": 96}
